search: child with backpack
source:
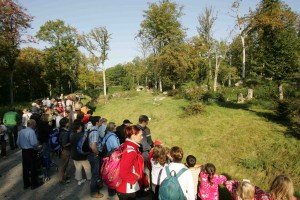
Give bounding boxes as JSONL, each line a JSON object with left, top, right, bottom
{"left": 150, "top": 145, "right": 169, "bottom": 200}
{"left": 198, "top": 163, "right": 227, "bottom": 200}
{"left": 158, "top": 146, "right": 195, "bottom": 200}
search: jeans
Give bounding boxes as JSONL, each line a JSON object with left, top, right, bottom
{"left": 7, "top": 126, "right": 17, "bottom": 149}
{"left": 42, "top": 142, "right": 51, "bottom": 177}
{"left": 89, "top": 153, "right": 102, "bottom": 195}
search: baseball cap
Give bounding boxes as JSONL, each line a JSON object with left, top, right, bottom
{"left": 123, "top": 119, "right": 132, "bottom": 124}
{"left": 153, "top": 140, "right": 163, "bottom": 146}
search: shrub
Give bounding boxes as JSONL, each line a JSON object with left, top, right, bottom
{"left": 180, "top": 82, "right": 205, "bottom": 101}
{"left": 167, "top": 89, "right": 183, "bottom": 99}
{"left": 184, "top": 102, "right": 205, "bottom": 116}
{"left": 203, "top": 91, "right": 226, "bottom": 103}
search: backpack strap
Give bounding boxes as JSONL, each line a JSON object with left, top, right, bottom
{"left": 176, "top": 167, "right": 187, "bottom": 178}
{"left": 165, "top": 165, "right": 171, "bottom": 177}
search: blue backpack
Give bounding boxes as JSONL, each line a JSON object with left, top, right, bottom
{"left": 49, "top": 128, "right": 61, "bottom": 151}
{"left": 158, "top": 166, "right": 187, "bottom": 200}
{"left": 77, "top": 129, "right": 95, "bottom": 155}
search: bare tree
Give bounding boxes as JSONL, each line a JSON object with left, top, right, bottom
{"left": 78, "top": 27, "right": 112, "bottom": 96}
{"left": 197, "top": 6, "right": 217, "bottom": 88}
{"left": 231, "top": 0, "right": 250, "bottom": 79}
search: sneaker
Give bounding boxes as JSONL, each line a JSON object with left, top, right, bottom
{"left": 91, "top": 193, "right": 104, "bottom": 198}
{"left": 78, "top": 179, "right": 86, "bottom": 186}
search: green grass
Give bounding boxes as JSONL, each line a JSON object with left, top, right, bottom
{"left": 94, "top": 91, "right": 300, "bottom": 197}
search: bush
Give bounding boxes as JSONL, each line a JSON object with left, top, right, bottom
{"left": 180, "top": 82, "right": 205, "bottom": 101}
{"left": 167, "top": 89, "right": 183, "bottom": 99}
{"left": 184, "top": 102, "right": 205, "bottom": 116}
{"left": 203, "top": 91, "right": 226, "bottom": 103}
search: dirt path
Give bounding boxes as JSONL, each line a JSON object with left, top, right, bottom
{"left": 0, "top": 148, "right": 117, "bottom": 200}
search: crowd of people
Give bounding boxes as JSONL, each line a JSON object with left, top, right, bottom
{"left": 0, "top": 94, "right": 298, "bottom": 200}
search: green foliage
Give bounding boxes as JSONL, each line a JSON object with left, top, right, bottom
{"left": 167, "top": 89, "right": 183, "bottom": 99}
{"left": 203, "top": 91, "right": 226, "bottom": 103}
{"left": 180, "top": 82, "right": 205, "bottom": 101}
{"left": 183, "top": 101, "right": 205, "bottom": 116}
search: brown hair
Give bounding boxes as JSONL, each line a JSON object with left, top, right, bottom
{"left": 204, "top": 163, "right": 216, "bottom": 186}
{"left": 170, "top": 146, "right": 183, "bottom": 163}
{"left": 270, "top": 175, "right": 294, "bottom": 200}
{"left": 152, "top": 146, "right": 169, "bottom": 166}
{"left": 125, "top": 125, "right": 141, "bottom": 138}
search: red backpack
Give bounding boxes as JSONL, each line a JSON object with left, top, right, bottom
{"left": 100, "top": 144, "right": 126, "bottom": 189}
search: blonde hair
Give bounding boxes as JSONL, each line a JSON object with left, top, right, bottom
{"left": 270, "top": 175, "right": 294, "bottom": 200}
{"left": 237, "top": 181, "right": 255, "bottom": 200}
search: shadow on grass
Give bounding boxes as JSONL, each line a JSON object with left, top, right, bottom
{"left": 215, "top": 101, "right": 300, "bottom": 140}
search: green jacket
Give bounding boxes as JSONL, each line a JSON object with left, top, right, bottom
{"left": 3, "top": 111, "right": 19, "bottom": 126}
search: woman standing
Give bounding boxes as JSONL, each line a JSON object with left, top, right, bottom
{"left": 70, "top": 120, "right": 91, "bottom": 185}
{"left": 116, "top": 125, "right": 144, "bottom": 200}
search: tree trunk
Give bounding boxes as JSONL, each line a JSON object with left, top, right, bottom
{"left": 241, "top": 35, "right": 246, "bottom": 79}
{"left": 103, "top": 68, "right": 107, "bottom": 96}
{"left": 154, "top": 76, "right": 157, "bottom": 90}
{"left": 159, "top": 77, "right": 162, "bottom": 92}
{"left": 145, "top": 76, "right": 148, "bottom": 88}
{"left": 172, "top": 83, "right": 176, "bottom": 90}
{"left": 9, "top": 69, "right": 14, "bottom": 105}
{"left": 228, "top": 74, "right": 231, "bottom": 87}
{"left": 208, "top": 58, "right": 212, "bottom": 80}
{"left": 213, "top": 56, "right": 220, "bottom": 92}
{"left": 279, "top": 83, "right": 284, "bottom": 101}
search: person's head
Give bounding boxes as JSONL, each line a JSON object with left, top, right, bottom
{"left": 76, "top": 111, "right": 84, "bottom": 121}
{"left": 72, "top": 119, "right": 83, "bottom": 133}
{"left": 186, "top": 155, "right": 197, "bottom": 168}
{"left": 107, "top": 122, "right": 116, "bottom": 132}
{"left": 91, "top": 116, "right": 101, "bottom": 126}
{"left": 269, "top": 175, "right": 294, "bottom": 200}
{"left": 9, "top": 106, "right": 15, "bottom": 111}
{"left": 59, "top": 117, "right": 69, "bottom": 128}
{"left": 40, "top": 113, "right": 49, "bottom": 123}
{"left": 101, "top": 118, "right": 108, "bottom": 125}
{"left": 170, "top": 146, "right": 183, "bottom": 163}
{"left": 204, "top": 163, "right": 216, "bottom": 186}
{"left": 236, "top": 180, "right": 255, "bottom": 200}
{"left": 138, "top": 115, "right": 149, "bottom": 127}
{"left": 87, "top": 110, "right": 93, "bottom": 116}
{"left": 27, "top": 119, "right": 37, "bottom": 129}
{"left": 125, "top": 125, "right": 142, "bottom": 143}
{"left": 152, "top": 146, "right": 169, "bottom": 166}
{"left": 123, "top": 119, "right": 132, "bottom": 126}
{"left": 22, "top": 108, "right": 28, "bottom": 113}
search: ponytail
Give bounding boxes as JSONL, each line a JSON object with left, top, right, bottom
{"left": 205, "top": 163, "right": 216, "bottom": 186}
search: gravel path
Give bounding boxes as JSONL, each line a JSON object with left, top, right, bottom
{"left": 0, "top": 148, "right": 117, "bottom": 200}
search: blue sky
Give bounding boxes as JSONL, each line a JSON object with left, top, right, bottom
{"left": 20, "top": 0, "right": 300, "bottom": 68}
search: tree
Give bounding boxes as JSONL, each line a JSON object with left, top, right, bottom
{"left": 15, "top": 47, "right": 47, "bottom": 100}
{"left": 138, "top": 0, "right": 186, "bottom": 92}
{"left": 36, "top": 19, "right": 79, "bottom": 95}
{"left": 250, "top": 0, "right": 300, "bottom": 100}
{"left": 79, "top": 27, "right": 112, "bottom": 96}
{"left": 197, "top": 6, "right": 217, "bottom": 89}
{"left": 0, "top": 0, "right": 33, "bottom": 104}
{"left": 213, "top": 40, "right": 229, "bottom": 92}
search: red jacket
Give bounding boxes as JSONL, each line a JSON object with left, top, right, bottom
{"left": 116, "top": 139, "right": 144, "bottom": 194}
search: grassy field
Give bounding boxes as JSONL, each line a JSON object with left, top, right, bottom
{"left": 94, "top": 91, "right": 299, "bottom": 197}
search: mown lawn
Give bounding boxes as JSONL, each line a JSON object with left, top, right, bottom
{"left": 94, "top": 91, "right": 299, "bottom": 197}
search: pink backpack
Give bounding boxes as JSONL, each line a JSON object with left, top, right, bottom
{"left": 100, "top": 144, "right": 126, "bottom": 189}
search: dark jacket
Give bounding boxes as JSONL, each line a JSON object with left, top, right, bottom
{"left": 37, "top": 121, "right": 52, "bottom": 143}
{"left": 70, "top": 132, "right": 88, "bottom": 161}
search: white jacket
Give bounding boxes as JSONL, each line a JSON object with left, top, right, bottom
{"left": 159, "top": 162, "right": 195, "bottom": 200}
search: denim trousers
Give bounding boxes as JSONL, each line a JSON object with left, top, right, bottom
{"left": 89, "top": 153, "right": 102, "bottom": 195}
{"left": 7, "top": 126, "right": 17, "bottom": 149}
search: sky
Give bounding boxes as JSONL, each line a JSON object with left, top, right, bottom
{"left": 19, "top": 0, "right": 300, "bottom": 68}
